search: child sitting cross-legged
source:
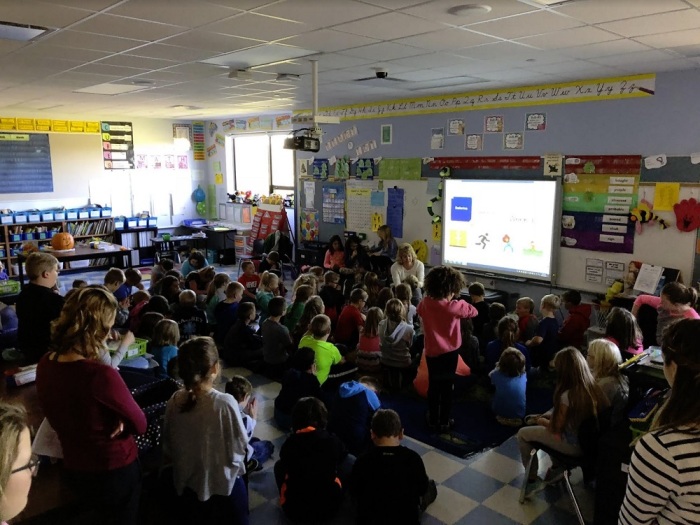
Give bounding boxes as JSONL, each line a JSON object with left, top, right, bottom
{"left": 150, "top": 319, "right": 180, "bottom": 378}
{"left": 274, "top": 347, "right": 322, "bottom": 431}
{"left": 237, "top": 260, "right": 260, "bottom": 304}
{"left": 284, "top": 285, "right": 314, "bottom": 332}
{"left": 328, "top": 376, "right": 382, "bottom": 457}
{"left": 213, "top": 281, "right": 243, "bottom": 346}
{"left": 526, "top": 294, "right": 561, "bottom": 370}
{"left": 172, "top": 290, "right": 208, "bottom": 344}
{"left": 379, "top": 298, "right": 416, "bottom": 390}
{"left": 490, "top": 347, "right": 527, "bottom": 427}
{"left": 261, "top": 296, "right": 293, "bottom": 381}
{"left": 356, "top": 307, "right": 384, "bottom": 373}
{"left": 335, "top": 288, "right": 367, "bottom": 350}
{"left": 350, "top": 409, "right": 435, "bottom": 525}
{"left": 299, "top": 314, "right": 356, "bottom": 391}
{"left": 485, "top": 316, "right": 530, "bottom": 373}
{"left": 225, "top": 376, "right": 274, "bottom": 474}
{"left": 256, "top": 271, "right": 279, "bottom": 324}
{"left": 319, "top": 271, "right": 345, "bottom": 327}
{"left": 275, "top": 397, "right": 348, "bottom": 523}
{"left": 222, "top": 302, "right": 263, "bottom": 368}
{"left": 515, "top": 297, "right": 538, "bottom": 344}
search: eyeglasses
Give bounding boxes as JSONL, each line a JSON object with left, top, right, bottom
{"left": 11, "top": 454, "right": 40, "bottom": 477}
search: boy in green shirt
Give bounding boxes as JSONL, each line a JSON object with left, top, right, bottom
{"left": 298, "top": 314, "right": 343, "bottom": 385}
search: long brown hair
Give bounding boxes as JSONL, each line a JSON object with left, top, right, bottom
{"left": 605, "top": 307, "right": 641, "bottom": 352}
{"left": 51, "top": 285, "right": 117, "bottom": 359}
{"left": 497, "top": 316, "right": 518, "bottom": 348}
{"left": 206, "top": 272, "right": 231, "bottom": 303}
{"left": 0, "top": 402, "right": 28, "bottom": 518}
{"left": 653, "top": 319, "right": 700, "bottom": 432}
{"left": 550, "top": 347, "right": 609, "bottom": 434}
{"left": 177, "top": 337, "right": 219, "bottom": 413}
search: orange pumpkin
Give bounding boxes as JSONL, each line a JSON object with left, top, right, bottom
{"left": 51, "top": 232, "right": 75, "bottom": 250}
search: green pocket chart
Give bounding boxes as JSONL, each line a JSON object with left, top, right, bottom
{"left": 378, "top": 158, "right": 422, "bottom": 180}
{"left": 562, "top": 174, "right": 639, "bottom": 214}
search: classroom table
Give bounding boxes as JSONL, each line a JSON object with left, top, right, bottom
{"left": 181, "top": 223, "right": 248, "bottom": 265}
{"left": 150, "top": 234, "right": 207, "bottom": 262}
{"left": 17, "top": 244, "right": 132, "bottom": 288}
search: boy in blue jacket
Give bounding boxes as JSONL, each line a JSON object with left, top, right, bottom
{"left": 328, "top": 376, "right": 381, "bottom": 456}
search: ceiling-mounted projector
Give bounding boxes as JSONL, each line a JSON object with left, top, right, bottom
{"left": 284, "top": 135, "right": 320, "bottom": 153}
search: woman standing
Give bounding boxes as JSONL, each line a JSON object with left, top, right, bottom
{"left": 391, "top": 243, "right": 425, "bottom": 288}
{"left": 619, "top": 319, "right": 700, "bottom": 524}
{"left": 36, "top": 286, "right": 147, "bottom": 525}
{"left": 631, "top": 282, "right": 699, "bottom": 345}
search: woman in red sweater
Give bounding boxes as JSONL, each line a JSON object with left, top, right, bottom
{"left": 36, "top": 286, "right": 147, "bottom": 525}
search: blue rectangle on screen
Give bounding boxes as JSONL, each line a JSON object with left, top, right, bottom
{"left": 451, "top": 197, "right": 472, "bottom": 222}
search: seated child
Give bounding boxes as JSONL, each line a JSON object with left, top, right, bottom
{"left": 485, "top": 316, "right": 530, "bottom": 372}
{"left": 319, "top": 271, "right": 345, "bottom": 327}
{"left": 557, "top": 290, "right": 591, "bottom": 350}
{"left": 350, "top": 409, "right": 433, "bottom": 525}
{"left": 328, "top": 376, "right": 381, "bottom": 456}
{"left": 237, "top": 260, "right": 260, "bottom": 303}
{"left": 526, "top": 294, "right": 561, "bottom": 369}
{"left": 468, "top": 282, "right": 490, "bottom": 339}
{"left": 257, "top": 250, "right": 280, "bottom": 274}
{"left": 261, "top": 296, "right": 293, "bottom": 380}
{"left": 403, "top": 275, "right": 422, "bottom": 307}
{"left": 480, "top": 302, "right": 506, "bottom": 350}
{"left": 124, "top": 267, "right": 144, "bottom": 292}
{"left": 376, "top": 287, "right": 394, "bottom": 312}
{"left": 103, "top": 267, "right": 126, "bottom": 293}
{"left": 364, "top": 272, "right": 382, "bottom": 309}
{"left": 205, "top": 273, "right": 231, "bottom": 331}
{"left": 284, "top": 285, "right": 314, "bottom": 332}
{"left": 291, "top": 295, "right": 324, "bottom": 348}
{"left": 379, "top": 299, "right": 415, "bottom": 390}
{"left": 274, "top": 347, "right": 322, "bottom": 431}
{"left": 515, "top": 297, "right": 539, "bottom": 344}
{"left": 394, "top": 283, "right": 417, "bottom": 327}
{"left": 256, "top": 271, "right": 279, "bottom": 323}
{"left": 128, "top": 290, "right": 150, "bottom": 333}
{"left": 356, "top": 307, "right": 383, "bottom": 373}
{"left": 113, "top": 284, "right": 131, "bottom": 330}
{"left": 307, "top": 266, "right": 324, "bottom": 291}
{"left": 135, "top": 312, "right": 164, "bottom": 341}
{"left": 335, "top": 288, "right": 367, "bottom": 349}
{"left": 275, "top": 397, "right": 347, "bottom": 523}
{"left": 150, "top": 319, "right": 180, "bottom": 377}
{"left": 149, "top": 258, "right": 174, "bottom": 293}
{"left": 490, "top": 347, "right": 527, "bottom": 426}
{"left": 587, "top": 339, "right": 629, "bottom": 426}
{"left": 226, "top": 376, "right": 275, "bottom": 472}
{"left": 72, "top": 278, "right": 87, "bottom": 289}
{"left": 213, "top": 281, "right": 243, "bottom": 346}
{"left": 172, "top": 290, "right": 207, "bottom": 344}
{"left": 185, "top": 266, "right": 215, "bottom": 300}
{"left": 223, "top": 302, "right": 263, "bottom": 367}
{"left": 299, "top": 314, "right": 355, "bottom": 388}
{"left": 458, "top": 318, "right": 480, "bottom": 373}
{"left": 179, "top": 249, "right": 209, "bottom": 276}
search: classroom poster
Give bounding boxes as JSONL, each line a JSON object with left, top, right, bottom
{"left": 192, "top": 121, "right": 205, "bottom": 160}
{"left": 430, "top": 128, "right": 444, "bottom": 150}
{"left": 561, "top": 155, "right": 640, "bottom": 253}
{"left": 299, "top": 209, "right": 319, "bottom": 242}
{"left": 346, "top": 188, "right": 372, "bottom": 232}
{"left": 484, "top": 116, "right": 504, "bottom": 133}
{"left": 465, "top": 134, "right": 483, "bottom": 151}
{"left": 311, "top": 159, "right": 330, "bottom": 180}
{"left": 525, "top": 113, "right": 546, "bottom": 131}
{"left": 322, "top": 183, "right": 345, "bottom": 224}
{"left": 177, "top": 155, "right": 188, "bottom": 169}
{"left": 378, "top": 158, "right": 421, "bottom": 180}
{"left": 503, "top": 132, "right": 524, "bottom": 150}
{"left": 164, "top": 154, "right": 174, "bottom": 169}
{"left": 387, "top": 187, "right": 404, "bottom": 238}
{"left": 101, "top": 121, "right": 134, "bottom": 169}
{"left": 447, "top": 119, "right": 465, "bottom": 135}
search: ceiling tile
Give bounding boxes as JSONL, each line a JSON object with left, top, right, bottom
{"left": 339, "top": 41, "right": 427, "bottom": 61}
{"left": 108, "top": 0, "right": 243, "bottom": 28}
{"left": 521, "top": 59, "right": 622, "bottom": 76}
{"left": 278, "top": 29, "right": 380, "bottom": 53}
{"left": 469, "top": 11, "right": 584, "bottom": 40}
{"left": 73, "top": 62, "right": 149, "bottom": 77}
{"left": 256, "top": 0, "right": 387, "bottom": 29}
{"left": 71, "top": 14, "right": 187, "bottom": 41}
{"left": 41, "top": 0, "right": 123, "bottom": 10}
{"left": 619, "top": 58, "right": 700, "bottom": 74}
{"left": 360, "top": 0, "right": 427, "bottom": 7}
{"left": 206, "top": 13, "right": 306, "bottom": 41}
{"left": 391, "top": 69, "right": 470, "bottom": 81}
{"left": 0, "top": 40, "right": 29, "bottom": 55}
{"left": 403, "top": 76, "right": 488, "bottom": 91}
{"left": 98, "top": 54, "right": 178, "bottom": 70}
{"left": 598, "top": 9, "right": 700, "bottom": 38}
{"left": 45, "top": 31, "right": 146, "bottom": 53}
{"left": 45, "top": 71, "right": 123, "bottom": 88}
{"left": 591, "top": 49, "right": 678, "bottom": 66}
{"left": 161, "top": 63, "right": 228, "bottom": 78}
{"left": 453, "top": 41, "right": 541, "bottom": 61}
{"left": 333, "top": 12, "right": 446, "bottom": 40}
{"left": 402, "top": 0, "right": 538, "bottom": 26}
{"left": 17, "top": 44, "right": 111, "bottom": 63}
{"left": 635, "top": 28, "right": 700, "bottom": 49}
{"left": 554, "top": 0, "right": 690, "bottom": 24}
{"left": 306, "top": 53, "right": 376, "bottom": 70}
{"left": 516, "top": 26, "right": 619, "bottom": 50}
{"left": 561, "top": 39, "right": 653, "bottom": 59}
{"left": 127, "top": 43, "right": 218, "bottom": 62}
{"left": 392, "top": 28, "right": 499, "bottom": 51}
{"left": 161, "top": 30, "right": 263, "bottom": 53}
{"left": 0, "top": 0, "right": 93, "bottom": 28}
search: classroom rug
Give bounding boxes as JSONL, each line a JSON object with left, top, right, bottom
{"left": 380, "top": 377, "right": 554, "bottom": 459}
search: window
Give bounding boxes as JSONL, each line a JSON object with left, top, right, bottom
{"left": 226, "top": 132, "right": 294, "bottom": 197}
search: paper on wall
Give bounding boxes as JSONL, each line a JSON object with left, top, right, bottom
{"left": 303, "top": 180, "right": 315, "bottom": 209}
{"left": 644, "top": 154, "right": 667, "bottom": 169}
{"left": 654, "top": 182, "right": 680, "bottom": 211}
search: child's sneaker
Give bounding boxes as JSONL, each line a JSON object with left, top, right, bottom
{"left": 245, "top": 459, "right": 262, "bottom": 473}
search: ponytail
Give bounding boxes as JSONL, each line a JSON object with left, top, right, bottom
{"left": 177, "top": 337, "right": 219, "bottom": 413}
{"left": 661, "top": 282, "right": 698, "bottom": 308}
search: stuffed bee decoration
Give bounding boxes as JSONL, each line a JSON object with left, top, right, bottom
{"left": 629, "top": 199, "right": 670, "bottom": 234}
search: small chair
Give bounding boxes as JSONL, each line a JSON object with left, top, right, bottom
{"left": 519, "top": 408, "right": 611, "bottom": 525}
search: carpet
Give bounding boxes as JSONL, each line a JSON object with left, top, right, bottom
{"left": 380, "top": 376, "right": 554, "bottom": 459}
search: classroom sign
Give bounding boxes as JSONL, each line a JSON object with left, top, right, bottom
{"left": 101, "top": 121, "right": 134, "bottom": 170}
{"left": 561, "top": 155, "right": 641, "bottom": 254}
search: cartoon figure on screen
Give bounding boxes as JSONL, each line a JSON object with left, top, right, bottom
{"left": 476, "top": 233, "right": 490, "bottom": 250}
{"left": 502, "top": 234, "right": 513, "bottom": 253}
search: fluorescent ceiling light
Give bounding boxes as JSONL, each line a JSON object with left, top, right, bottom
{"left": 0, "top": 20, "right": 49, "bottom": 41}
{"left": 518, "top": 0, "right": 580, "bottom": 6}
{"left": 74, "top": 83, "right": 149, "bottom": 95}
{"left": 201, "top": 44, "right": 318, "bottom": 69}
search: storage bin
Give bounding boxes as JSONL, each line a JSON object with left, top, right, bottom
{"left": 235, "top": 235, "right": 249, "bottom": 255}
{"left": 138, "top": 218, "right": 148, "bottom": 227}
{"left": 125, "top": 338, "right": 148, "bottom": 359}
{"left": 0, "top": 280, "right": 20, "bottom": 296}
{"left": 54, "top": 211, "right": 66, "bottom": 221}
{"left": 69, "top": 260, "right": 90, "bottom": 269}
{"left": 13, "top": 213, "right": 27, "bottom": 224}
{"left": 27, "top": 213, "right": 41, "bottom": 223}
{"left": 78, "top": 209, "right": 89, "bottom": 219}
{"left": 0, "top": 213, "right": 13, "bottom": 225}
{"left": 0, "top": 249, "right": 5, "bottom": 258}
{"left": 114, "top": 219, "right": 125, "bottom": 230}
{"left": 127, "top": 218, "right": 138, "bottom": 228}
{"left": 89, "top": 207, "right": 101, "bottom": 218}
{"left": 101, "top": 207, "right": 112, "bottom": 218}
{"left": 66, "top": 209, "right": 78, "bottom": 220}
{"left": 9, "top": 233, "right": 21, "bottom": 242}
{"left": 21, "top": 232, "right": 35, "bottom": 241}
{"left": 147, "top": 217, "right": 157, "bottom": 227}
{"left": 36, "top": 231, "right": 49, "bottom": 240}
{"left": 182, "top": 218, "right": 207, "bottom": 227}
{"left": 41, "top": 211, "right": 54, "bottom": 221}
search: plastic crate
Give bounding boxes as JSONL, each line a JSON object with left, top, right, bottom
{"left": 0, "top": 213, "right": 13, "bottom": 225}
{"left": 127, "top": 217, "right": 138, "bottom": 228}
{"left": 147, "top": 217, "right": 157, "bottom": 227}
{"left": 101, "top": 207, "right": 112, "bottom": 218}
{"left": 125, "top": 338, "right": 148, "bottom": 360}
{"left": 182, "top": 218, "right": 207, "bottom": 227}
{"left": 13, "top": 213, "right": 27, "bottom": 224}
{"left": 114, "top": 219, "right": 125, "bottom": 230}
{"left": 66, "top": 209, "right": 78, "bottom": 220}
{"left": 0, "top": 280, "right": 20, "bottom": 296}
{"left": 27, "top": 213, "right": 41, "bottom": 223}
{"left": 54, "top": 211, "right": 66, "bottom": 221}
{"left": 41, "top": 211, "right": 54, "bottom": 221}
{"left": 89, "top": 207, "right": 101, "bottom": 218}
{"left": 9, "top": 233, "right": 21, "bottom": 242}
{"left": 78, "top": 209, "right": 90, "bottom": 219}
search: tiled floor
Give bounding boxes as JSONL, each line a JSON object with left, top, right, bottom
{"left": 67, "top": 266, "right": 593, "bottom": 524}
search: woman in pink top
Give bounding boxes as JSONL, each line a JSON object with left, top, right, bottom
{"left": 604, "top": 307, "right": 644, "bottom": 359}
{"left": 323, "top": 235, "right": 346, "bottom": 271}
{"left": 632, "top": 282, "right": 699, "bottom": 345}
{"left": 417, "top": 266, "right": 478, "bottom": 431}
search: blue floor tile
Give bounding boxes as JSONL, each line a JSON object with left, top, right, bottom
{"left": 456, "top": 505, "right": 520, "bottom": 525}
{"left": 442, "top": 466, "right": 506, "bottom": 503}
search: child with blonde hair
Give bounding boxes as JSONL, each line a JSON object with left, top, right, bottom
{"left": 151, "top": 319, "right": 180, "bottom": 377}
{"left": 256, "top": 271, "right": 279, "bottom": 323}
{"left": 526, "top": 294, "right": 560, "bottom": 369}
{"left": 586, "top": 339, "right": 629, "bottom": 425}
{"left": 356, "top": 307, "right": 384, "bottom": 373}
{"left": 490, "top": 347, "right": 527, "bottom": 426}
{"left": 380, "top": 299, "right": 415, "bottom": 389}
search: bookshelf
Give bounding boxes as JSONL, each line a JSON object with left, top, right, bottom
{"left": 0, "top": 217, "right": 114, "bottom": 277}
